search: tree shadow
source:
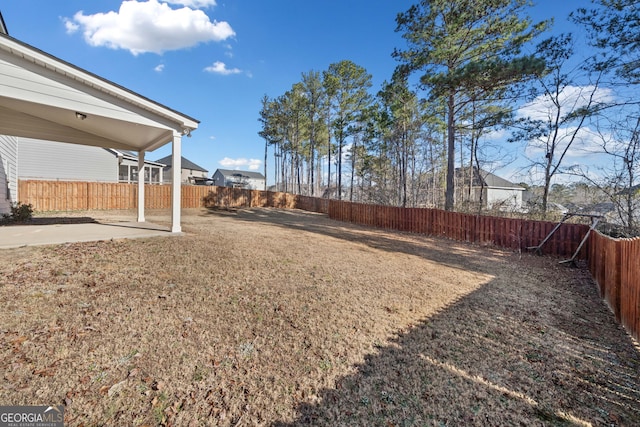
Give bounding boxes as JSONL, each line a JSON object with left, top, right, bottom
{"left": 0, "top": 216, "right": 98, "bottom": 226}
{"left": 272, "top": 270, "right": 640, "bottom": 426}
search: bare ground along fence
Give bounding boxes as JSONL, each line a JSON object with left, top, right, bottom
{"left": 17, "top": 180, "right": 640, "bottom": 341}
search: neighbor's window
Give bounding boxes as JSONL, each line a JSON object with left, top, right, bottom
{"left": 119, "top": 165, "right": 129, "bottom": 182}
{"left": 151, "top": 167, "right": 160, "bottom": 184}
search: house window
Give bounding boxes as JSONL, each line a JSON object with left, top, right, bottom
{"left": 151, "top": 167, "right": 160, "bottom": 184}
{"left": 130, "top": 166, "right": 138, "bottom": 182}
{"left": 119, "top": 165, "right": 129, "bottom": 182}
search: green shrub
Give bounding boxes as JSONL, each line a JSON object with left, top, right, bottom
{"left": 2, "top": 202, "right": 34, "bottom": 223}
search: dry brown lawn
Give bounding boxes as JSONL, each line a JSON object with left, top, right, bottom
{"left": 1, "top": 207, "right": 639, "bottom": 426}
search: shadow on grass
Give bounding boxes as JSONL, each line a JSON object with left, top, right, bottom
{"left": 203, "top": 208, "right": 640, "bottom": 425}
{"left": 0, "top": 216, "right": 98, "bottom": 226}
{"left": 272, "top": 272, "right": 640, "bottom": 426}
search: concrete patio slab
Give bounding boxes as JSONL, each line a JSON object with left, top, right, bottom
{"left": 0, "top": 221, "right": 178, "bottom": 249}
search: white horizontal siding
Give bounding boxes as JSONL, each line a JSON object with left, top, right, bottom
{"left": 246, "top": 178, "right": 265, "bottom": 190}
{"left": 487, "top": 188, "right": 523, "bottom": 209}
{"left": 0, "top": 134, "right": 18, "bottom": 213}
{"left": 18, "top": 138, "right": 117, "bottom": 182}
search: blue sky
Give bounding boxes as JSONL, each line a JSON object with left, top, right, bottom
{"left": 1, "top": 1, "right": 587, "bottom": 184}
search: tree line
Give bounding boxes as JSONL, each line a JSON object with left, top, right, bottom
{"left": 258, "top": 0, "right": 640, "bottom": 234}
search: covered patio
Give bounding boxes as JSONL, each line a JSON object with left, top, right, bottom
{"left": 0, "top": 28, "right": 198, "bottom": 232}
{"left": 0, "top": 219, "right": 175, "bottom": 249}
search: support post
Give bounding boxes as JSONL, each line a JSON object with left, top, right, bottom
{"left": 171, "top": 133, "right": 182, "bottom": 233}
{"left": 137, "top": 150, "right": 145, "bottom": 223}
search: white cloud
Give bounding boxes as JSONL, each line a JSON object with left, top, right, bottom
{"left": 524, "top": 126, "right": 604, "bottom": 160}
{"left": 483, "top": 127, "right": 507, "bottom": 141}
{"left": 219, "top": 157, "right": 262, "bottom": 171}
{"left": 204, "top": 61, "right": 241, "bottom": 75}
{"left": 154, "top": 63, "right": 165, "bottom": 72}
{"left": 517, "top": 85, "right": 615, "bottom": 122}
{"left": 64, "top": 20, "right": 79, "bottom": 33}
{"left": 514, "top": 85, "right": 616, "bottom": 162}
{"left": 65, "top": 0, "right": 235, "bottom": 55}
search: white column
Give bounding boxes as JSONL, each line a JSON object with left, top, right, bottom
{"left": 171, "top": 133, "right": 182, "bottom": 233}
{"left": 137, "top": 150, "right": 145, "bottom": 223}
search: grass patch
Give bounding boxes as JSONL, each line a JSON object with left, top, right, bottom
{"left": 0, "top": 208, "right": 638, "bottom": 426}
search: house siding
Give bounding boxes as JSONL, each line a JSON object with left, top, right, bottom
{"left": 211, "top": 170, "right": 224, "bottom": 187}
{"left": 0, "top": 134, "right": 17, "bottom": 213}
{"left": 244, "top": 178, "right": 265, "bottom": 190}
{"left": 161, "top": 166, "right": 207, "bottom": 184}
{"left": 485, "top": 187, "right": 524, "bottom": 210}
{"left": 18, "top": 138, "right": 117, "bottom": 182}
{"left": 212, "top": 170, "right": 265, "bottom": 190}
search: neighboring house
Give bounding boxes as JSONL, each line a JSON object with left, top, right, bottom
{"left": 17, "top": 138, "right": 164, "bottom": 184}
{"left": 116, "top": 150, "right": 165, "bottom": 184}
{"left": 156, "top": 155, "right": 208, "bottom": 184}
{"left": 458, "top": 167, "right": 525, "bottom": 210}
{"left": 212, "top": 169, "right": 266, "bottom": 190}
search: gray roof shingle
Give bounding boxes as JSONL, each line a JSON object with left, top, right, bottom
{"left": 215, "top": 169, "right": 265, "bottom": 180}
{"left": 155, "top": 155, "right": 208, "bottom": 172}
{"left": 457, "top": 167, "right": 524, "bottom": 189}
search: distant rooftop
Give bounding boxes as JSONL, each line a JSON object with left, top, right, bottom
{"left": 155, "top": 155, "right": 208, "bottom": 172}
{"left": 215, "top": 169, "right": 265, "bottom": 180}
{"left": 457, "top": 167, "right": 523, "bottom": 189}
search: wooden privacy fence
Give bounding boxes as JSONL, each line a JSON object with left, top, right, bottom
{"left": 18, "top": 180, "right": 329, "bottom": 214}
{"left": 17, "top": 180, "right": 638, "bottom": 341}
{"left": 589, "top": 232, "right": 640, "bottom": 342}
{"left": 19, "top": 180, "right": 140, "bottom": 211}
{"left": 328, "top": 200, "right": 590, "bottom": 259}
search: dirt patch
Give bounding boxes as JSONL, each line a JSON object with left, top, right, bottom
{"left": 0, "top": 207, "right": 638, "bottom": 426}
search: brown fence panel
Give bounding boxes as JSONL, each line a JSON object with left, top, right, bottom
{"left": 589, "top": 232, "right": 640, "bottom": 341}
{"left": 182, "top": 185, "right": 202, "bottom": 208}
{"left": 320, "top": 202, "right": 592, "bottom": 261}
{"left": 295, "top": 194, "right": 328, "bottom": 213}
{"left": 620, "top": 238, "right": 640, "bottom": 341}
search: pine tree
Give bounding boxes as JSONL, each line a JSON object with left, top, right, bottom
{"left": 394, "top": 0, "right": 547, "bottom": 210}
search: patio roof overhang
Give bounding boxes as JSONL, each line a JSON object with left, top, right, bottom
{"left": 0, "top": 32, "right": 199, "bottom": 232}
